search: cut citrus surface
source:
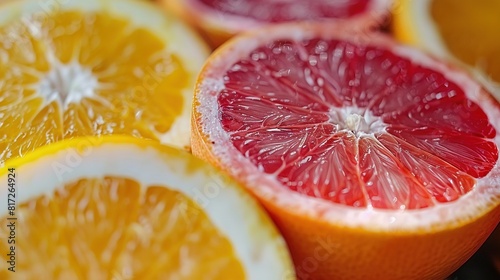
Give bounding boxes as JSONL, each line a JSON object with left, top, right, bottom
{"left": 191, "top": 22, "right": 500, "bottom": 280}
{"left": 0, "top": 0, "right": 209, "bottom": 166}
{"left": 0, "top": 135, "right": 294, "bottom": 279}
{"left": 393, "top": 0, "right": 500, "bottom": 99}
{"left": 163, "top": 0, "right": 392, "bottom": 47}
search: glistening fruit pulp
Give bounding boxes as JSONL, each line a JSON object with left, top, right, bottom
{"left": 198, "top": 0, "right": 370, "bottom": 22}
{"left": 218, "top": 38, "right": 498, "bottom": 210}
{"left": 0, "top": 9, "right": 187, "bottom": 164}
{"left": 0, "top": 176, "right": 244, "bottom": 278}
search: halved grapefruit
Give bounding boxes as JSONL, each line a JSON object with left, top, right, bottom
{"left": 191, "top": 22, "right": 500, "bottom": 280}
{"left": 0, "top": 136, "right": 294, "bottom": 279}
{"left": 163, "top": 0, "right": 393, "bottom": 47}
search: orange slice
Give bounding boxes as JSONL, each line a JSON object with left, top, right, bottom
{"left": 162, "top": 0, "right": 393, "bottom": 47}
{"left": 0, "top": 0, "right": 209, "bottom": 166}
{"left": 191, "top": 22, "right": 500, "bottom": 280}
{"left": 0, "top": 135, "right": 294, "bottom": 279}
{"left": 393, "top": 0, "right": 500, "bottom": 99}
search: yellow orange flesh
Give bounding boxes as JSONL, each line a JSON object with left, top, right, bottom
{"left": 0, "top": 176, "right": 244, "bottom": 279}
{"left": 430, "top": 0, "right": 500, "bottom": 82}
{"left": 0, "top": 9, "right": 187, "bottom": 163}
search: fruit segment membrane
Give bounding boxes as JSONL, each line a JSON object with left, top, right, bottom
{"left": 199, "top": 0, "right": 370, "bottom": 22}
{"left": 0, "top": 177, "right": 244, "bottom": 279}
{"left": 218, "top": 38, "right": 499, "bottom": 209}
{"left": 0, "top": 10, "right": 187, "bottom": 164}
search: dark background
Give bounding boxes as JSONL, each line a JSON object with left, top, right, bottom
{"left": 449, "top": 244, "right": 499, "bottom": 280}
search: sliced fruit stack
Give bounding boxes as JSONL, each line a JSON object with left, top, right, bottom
{"left": 1, "top": 0, "right": 500, "bottom": 280}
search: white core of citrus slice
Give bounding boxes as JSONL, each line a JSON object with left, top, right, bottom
{"left": 195, "top": 22, "right": 500, "bottom": 232}
{"left": 0, "top": 0, "right": 209, "bottom": 149}
{"left": 0, "top": 136, "right": 292, "bottom": 279}
{"left": 38, "top": 62, "right": 99, "bottom": 109}
{"left": 328, "top": 106, "right": 386, "bottom": 136}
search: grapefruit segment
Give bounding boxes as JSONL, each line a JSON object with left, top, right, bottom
{"left": 377, "top": 133, "right": 476, "bottom": 203}
{"left": 386, "top": 127, "right": 498, "bottom": 178}
{"left": 219, "top": 90, "right": 329, "bottom": 131}
{"left": 230, "top": 124, "right": 335, "bottom": 174}
{"left": 382, "top": 96, "right": 496, "bottom": 139}
{"left": 223, "top": 57, "right": 331, "bottom": 110}
{"left": 358, "top": 136, "right": 434, "bottom": 209}
{"left": 192, "top": 22, "right": 500, "bottom": 280}
{"left": 279, "top": 132, "right": 367, "bottom": 207}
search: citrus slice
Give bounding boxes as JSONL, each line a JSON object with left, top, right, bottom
{"left": 162, "top": 0, "right": 393, "bottom": 47}
{"left": 191, "top": 22, "right": 500, "bottom": 280}
{"left": 0, "top": 135, "right": 294, "bottom": 279}
{"left": 393, "top": 0, "right": 500, "bottom": 99}
{"left": 0, "top": 0, "right": 209, "bottom": 166}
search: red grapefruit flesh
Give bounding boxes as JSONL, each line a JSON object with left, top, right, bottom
{"left": 219, "top": 37, "right": 498, "bottom": 210}
{"left": 163, "top": 0, "right": 392, "bottom": 47}
{"left": 192, "top": 22, "right": 500, "bottom": 280}
{"left": 198, "top": 0, "right": 372, "bottom": 22}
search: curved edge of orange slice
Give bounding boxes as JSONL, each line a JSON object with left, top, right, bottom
{"left": 0, "top": 135, "right": 295, "bottom": 279}
{"left": 392, "top": 0, "right": 500, "bottom": 102}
